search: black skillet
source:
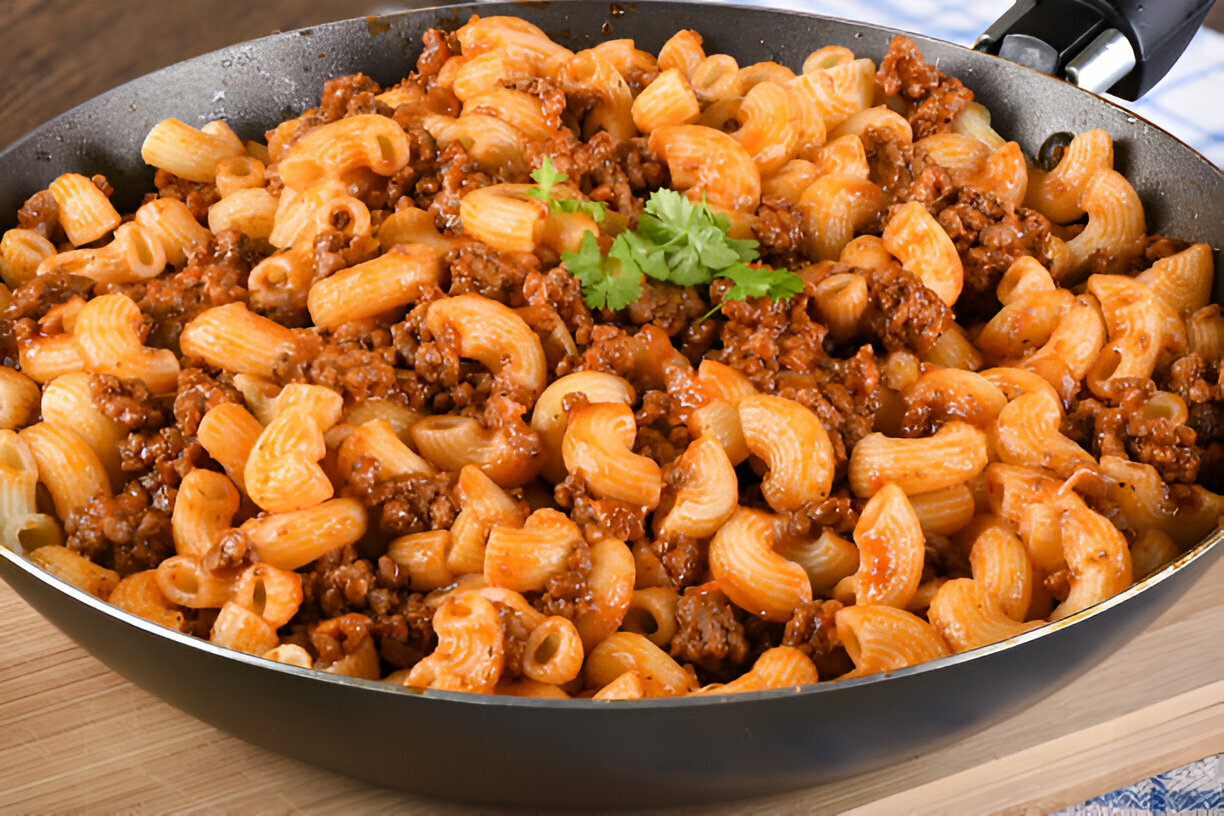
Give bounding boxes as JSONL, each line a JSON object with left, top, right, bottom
{"left": 0, "top": 0, "right": 1221, "bottom": 808}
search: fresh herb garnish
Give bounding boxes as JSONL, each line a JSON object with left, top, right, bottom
{"left": 528, "top": 156, "right": 607, "bottom": 222}
{"left": 551, "top": 160, "right": 803, "bottom": 314}
{"left": 631, "top": 189, "right": 760, "bottom": 286}
{"left": 563, "top": 230, "right": 643, "bottom": 311}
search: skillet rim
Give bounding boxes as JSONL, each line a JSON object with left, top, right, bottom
{"left": 1, "top": 0, "right": 1222, "bottom": 710}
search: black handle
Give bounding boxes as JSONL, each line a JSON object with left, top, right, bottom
{"left": 975, "top": 0, "right": 1215, "bottom": 100}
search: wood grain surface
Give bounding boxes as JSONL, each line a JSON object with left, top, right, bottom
{"left": 2, "top": 2, "right": 1223, "bottom": 813}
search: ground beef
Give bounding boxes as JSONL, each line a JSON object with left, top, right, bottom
{"left": 0, "top": 270, "right": 94, "bottom": 365}
{"left": 446, "top": 240, "right": 536, "bottom": 304}
{"left": 783, "top": 599, "right": 851, "bottom": 677}
{"left": 311, "top": 553, "right": 377, "bottom": 617}
{"left": 578, "top": 324, "right": 642, "bottom": 382}
{"left": 495, "top": 602, "right": 533, "bottom": 681}
{"left": 64, "top": 483, "right": 175, "bottom": 576}
{"left": 937, "top": 188, "right": 1055, "bottom": 320}
{"left": 382, "top": 111, "right": 443, "bottom": 212}
{"left": 428, "top": 142, "right": 495, "bottom": 232}
{"left": 1125, "top": 418, "right": 1201, "bottom": 485}
{"left": 172, "top": 368, "right": 243, "bottom": 438}
{"left": 555, "top": 474, "right": 648, "bottom": 542}
{"left": 413, "top": 28, "right": 457, "bottom": 88}
{"left": 515, "top": 78, "right": 568, "bottom": 132}
{"left": 90, "top": 374, "right": 168, "bottom": 432}
{"left": 778, "top": 493, "right": 860, "bottom": 540}
{"left": 119, "top": 424, "right": 204, "bottom": 502}
{"left": 1085, "top": 385, "right": 1202, "bottom": 484}
{"left": 1086, "top": 234, "right": 1191, "bottom": 279}
{"left": 648, "top": 535, "right": 706, "bottom": 590}
{"left": 523, "top": 266, "right": 594, "bottom": 342}
{"left": 632, "top": 389, "right": 692, "bottom": 466}
{"left": 864, "top": 132, "right": 957, "bottom": 211}
{"left": 717, "top": 286, "right": 828, "bottom": 390}
{"left": 774, "top": 345, "right": 880, "bottom": 469}
{"left": 279, "top": 332, "right": 402, "bottom": 405}
{"left": 315, "top": 73, "right": 383, "bottom": 124}
{"left": 203, "top": 527, "right": 252, "bottom": 571}
{"left": 877, "top": 35, "right": 975, "bottom": 139}
{"left": 1166, "top": 355, "right": 1220, "bottom": 407}
{"left": 153, "top": 169, "right": 221, "bottom": 222}
{"left": 342, "top": 455, "right": 459, "bottom": 537}
{"left": 104, "top": 228, "right": 253, "bottom": 350}
{"left": 297, "top": 548, "right": 437, "bottom": 671}
{"left": 310, "top": 341, "right": 402, "bottom": 404}
{"left": 313, "top": 229, "right": 352, "bottom": 282}
{"left": 714, "top": 287, "right": 881, "bottom": 468}
{"left": 16, "top": 189, "right": 60, "bottom": 240}
{"left": 901, "top": 386, "right": 993, "bottom": 438}
{"left": 1165, "top": 357, "right": 1224, "bottom": 489}
{"left": 529, "top": 132, "right": 666, "bottom": 217}
{"left": 753, "top": 196, "right": 807, "bottom": 269}
{"left": 484, "top": 393, "right": 542, "bottom": 460}
{"left": 670, "top": 585, "right": 749, "bottom": 679}
{"left": 862, "top": 264, "right": 953, "bottom": 354}
{"left": 371, "top": 585, "right": 438, "bottom": 669}
{"left": 5, "top": 269, "right": 94, "bottom": 321}
{"left": 530, "top": 538, "right": 594, "bottom": 620}
{"left": 309, "top": 612, "right": 376, "bottom": 670}
{"left": 625, "top": 281, "right": 708, "bottom": 339}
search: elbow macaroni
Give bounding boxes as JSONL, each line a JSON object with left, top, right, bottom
{"left": 4, "top": 19, "right": 1220, "bottom": 702}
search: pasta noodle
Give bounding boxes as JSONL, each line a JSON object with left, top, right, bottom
{"left": 2, "top": 17, "right": 1220, "bottom": 703}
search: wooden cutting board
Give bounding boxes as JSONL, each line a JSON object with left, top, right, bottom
{"left": 2, "top": 554, "right": 1220, "bottom": 815}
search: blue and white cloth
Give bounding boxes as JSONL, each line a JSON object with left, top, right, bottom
{"left": 1056, "top": 754, "right": 1224, "bottom": 816}
{"left": 706, "top": 3, "right": 1224, "bottom": 811}
{"left": 718, "top": 0, "right": 1224, "bottom": 169}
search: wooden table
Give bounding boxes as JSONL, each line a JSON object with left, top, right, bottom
{"left": 2, "top": 2, "right": 1223, "bottom": 812}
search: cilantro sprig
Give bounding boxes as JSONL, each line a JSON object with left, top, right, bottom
{"left": 556, "top": 180, "right": 803, "bottom": 315}
{"left": 527, "top": 156, "right": 607, "bottom": 222}
{"left": 564, "top": 231, "right": 643, "bottom": 312}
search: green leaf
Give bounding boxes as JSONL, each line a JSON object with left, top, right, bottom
{"left": 726, "top": 235, "right": 761, "bottom": 263}
{"left": 642, "top": 188, "right": 692, "bottom": 230}
{"left": 609, "top": 231, "right": 649, "bottom": 281}
{"left": 720, "top": 263, "right": 805, "bottom": 303}
{"left": 558, "top": 182, "right": 800, "bottom": 316}
{"left": 528, "top": 155, "right": 606, "bottom": 222}
{"left": 527, "top": 155, "right": 566, "bottom": 203}
{"left": 563, "top": 231, "right": 642, "bottom": 311}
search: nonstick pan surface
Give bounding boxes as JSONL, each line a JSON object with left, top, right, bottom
{"left": 1, "top": 1, "right": 1222, "bottom": 808}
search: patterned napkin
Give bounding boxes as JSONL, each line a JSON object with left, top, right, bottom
{"left": 707, "top": 1, "right": 1224, "bottom": 811}
{"left": 717, "top": 0, "right": 1224, "bottom": 167}
{"left": 1055, "top": 754, "right": 1223, "bottom": 815}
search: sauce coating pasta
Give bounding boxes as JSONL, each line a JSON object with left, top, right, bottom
{"left": 1, "top": 18, "right": 1220, "bottom": 697}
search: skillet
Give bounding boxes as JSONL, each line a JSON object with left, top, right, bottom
{"left": 0, "top": 0, "right": 1221, "bottom": 807}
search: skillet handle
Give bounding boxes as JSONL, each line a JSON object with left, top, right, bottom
{"left": 974, "top": 0, "right": 1214, "bottom": 100}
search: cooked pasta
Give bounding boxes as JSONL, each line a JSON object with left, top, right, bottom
{"left": 1, "top": 18, "right": 1220, "bottom": 702}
